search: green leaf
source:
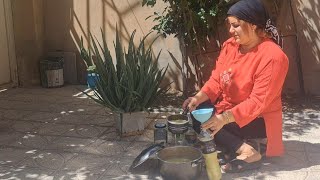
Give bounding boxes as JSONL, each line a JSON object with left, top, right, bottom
{"left": 80, "top": 28, "right": 169, "bottom": 113}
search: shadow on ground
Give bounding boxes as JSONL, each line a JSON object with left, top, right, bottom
{"left": 282, "top": 94, "right": 320, "bottom": 138}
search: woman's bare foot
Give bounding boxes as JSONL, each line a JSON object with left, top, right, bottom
{"left": 221, "top": 143, "right": 262, "bottom": 173}
{"left": 236, "top": 143, "right": 261, "bottom": 163}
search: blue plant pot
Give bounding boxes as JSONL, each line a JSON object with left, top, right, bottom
{"left": 87, "top": 72, "right": 99, "bottom": 88}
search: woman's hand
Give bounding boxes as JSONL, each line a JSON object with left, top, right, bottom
{"left": 182, "top": 97, "right": 200, "bottom": 112}
{"left": 201, "top": 114, "right": 227, "bottom": 136}
{"left": 182, "top": 91, "right": 210, "bottom": 112}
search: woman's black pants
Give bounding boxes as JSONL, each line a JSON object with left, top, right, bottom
{"left": 190, "top": 101, "right": 267, "bottom": 153}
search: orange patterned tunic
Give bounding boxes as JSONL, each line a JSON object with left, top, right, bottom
{"left": 201, "top": 37, "right": 289, "bottom": 156}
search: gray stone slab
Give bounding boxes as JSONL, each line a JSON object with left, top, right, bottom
{"left": 255, "top": 171, "right": 308, "bottom": 180}
{"left": 63, "top": 154, "right": 112, "bottom": 173}
{"left": 46, "top": 136, "right": 95, "bottom": 152}
{"left": 2, "top": 109, "right": 33, "bottom": 120}
{"left": 16, "top": 150, "right": 76, "bottom": 170}
{"left": 0, "top": 85, "right": 319, "bottom": 180}
{"left": 62, "top": 125, "right": 107, "bottom": 138}
{"left": 135, "top": 129, "right": 154, "bottom": 143}
{"left": 97, "top": 127, "right": 120, "bottom": 141}
{"left": 99, "top": 158, "right": 130, "bottom": 177}
{"left": 0, "top": 132, "right": 22, "bottom": 146}
{"left": 0, "top": 147, "right": 33, "bottom": 166}
{"left": 300, "top": 134, "right": 320, "bottom": 144}
{"left": 305, "top": 142, "right": 320, "bottom": 153}
{"left": 80, "top": 114, "right": 114, "bottom": 126}
{"left": 36, "top": 123, "right": 74, "bottom": 136}
{"left": 124, "top": 142, "right": 154, "bottom": 159}
{"left": 119, "top": 134, "right": 141, "bottom": 143}
{"left": 307, "top": 152, "right": 320, "bottom": 170}
{"left": 97, "top": 128, "right": 140, "bottom": 142}
{"left": 53, "top": 114, "right": 86, "bottom": 124}
{"left": 69, "top": 97, "right": 102, "bottom": 106}
{"left": 4, "top": 94, "right": 55, "bottom": 103}
{"left": 262, "top": 151, "right": 309, "bottom": 172}
{"left": 11, "top": 120, "right": 41, "bottom": 133}
{"left": 52, "top": 170, "right": 103, "bottom": 180}
{"left": 5, "top": 101, "right": 47, "bottom": 111}
{"left": 23, "top": 112, "right": 64, "bottom": 123}
{"left": 0, "top": 166, "right": 55, "bottom": 180}
{"left": 9, "top": 133, "right": 52, "bottom": 149}
{"left": 222, "top": 171, "right": 256, "bottom": 180}
{"left": 0, "top": 119, "right": 14, "bottom": 134}
{"left": 60, "top": 104, "right": 104, "bottom": 115}
{"left": 94, "top": 108, "right": 113, "bottom": 115}
{"left": 36, "top": 104, "right": 69, "bottom": 113}
{"left": 0, "top": 110, "right": 3, "bottom": 120}
{"left": 80, "top": 139, "right": 130, "bottom": 156}
{"left": 305, "top": 171, "right": 320, "bottom": 180}
{"left": 0, "top": 100, "right": 13, "bottom": 109}
{"left": 284, "top": 140, "right": 306, "bottom": 152}
{"left": 100, "top": 174, "right": 161, "bottom": 180}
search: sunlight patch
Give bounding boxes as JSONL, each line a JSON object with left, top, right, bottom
{"left": 26, "top": 150, "right": 37, "bottom": 154}
{"left": 0, "top": 89, "right": 7, "bottom": 93}
{"left": 26, "top": 174, "right": 53, "bottom": 180}
{"left": 23, "top": 134, "right": 35, "bottom": 139}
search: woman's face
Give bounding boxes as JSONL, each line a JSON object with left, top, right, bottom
{"left": 227, "top": 16, "right": 256, "bottom": 45}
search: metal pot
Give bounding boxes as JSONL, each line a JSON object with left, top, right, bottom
{"left": 167, "top": 114, "right": 189, "bottom": 134}
{"left": 157, "top": 146, "right": 203, "bottom": 180}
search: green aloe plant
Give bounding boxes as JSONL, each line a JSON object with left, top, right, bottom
{"left": 80, "top": 29, "right": 169, "bottom": 113}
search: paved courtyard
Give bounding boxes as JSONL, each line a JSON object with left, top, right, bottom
{"left": 0, "top": 85, "right": 319, "bottom": 180}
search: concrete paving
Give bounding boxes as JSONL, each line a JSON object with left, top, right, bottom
{"left": 0, "top": 85, "right": 319, "bottom": 180}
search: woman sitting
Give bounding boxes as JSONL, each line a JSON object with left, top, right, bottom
{"left": 183, "top": 0, "right": 289, "bottom": 173}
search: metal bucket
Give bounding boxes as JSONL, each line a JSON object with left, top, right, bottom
{"left": 157, "top": 146, "right": 203, "bottom": 180}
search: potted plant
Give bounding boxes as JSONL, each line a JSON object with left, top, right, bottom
{"left": 80, "top": 29, "right": 169, "bottom": 136}
{"left": 80, "top": 38, "right": 99, "bottom": 88}
{"left": 86, "top": 65, "right": 99, "bottom": 89}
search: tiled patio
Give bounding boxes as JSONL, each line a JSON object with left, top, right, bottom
{"left": 0, "top": 85, "right": 320, "bottom": 180}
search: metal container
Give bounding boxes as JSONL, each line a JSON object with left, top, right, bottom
{"left": 157, "top": 146, "right": 203, "bottom": 180}
{"left": 154, "top": 122, "right": 167, "bottom": 144}
{"left": 39, "top": 57, "right": 64, "bottom": 88}
{"left": 167, "top": 114, "right": 189, "bottom": 134}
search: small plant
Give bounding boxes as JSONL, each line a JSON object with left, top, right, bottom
{"left": 142, "top": 0, "right": 234, "bottom": 91}
{"left": 80, "top": 29, "right": 169, "bottom": 113}
{"left": 87, "top": 65, "right": 96, "bottom": 73}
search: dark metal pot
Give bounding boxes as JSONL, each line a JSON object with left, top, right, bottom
{"left": 157, "top": 146, "right": 203, "bottom": 180}
{"left": 167, "top": 114, "right": 189, "bottom": 134}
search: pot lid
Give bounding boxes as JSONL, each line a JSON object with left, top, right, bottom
{"left": 129, "top": 143, "right": 164, "bottom": 170}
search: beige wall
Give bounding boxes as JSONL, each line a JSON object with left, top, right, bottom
{"left": 43, "top": 0, "right": 183, "bottom": 90}
{"left": 10, "top": 0, "right": 320, "bottom": 95}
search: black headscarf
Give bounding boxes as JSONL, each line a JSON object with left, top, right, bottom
{"left": 227, "top": 0, "right": 281, "bottom": 47}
